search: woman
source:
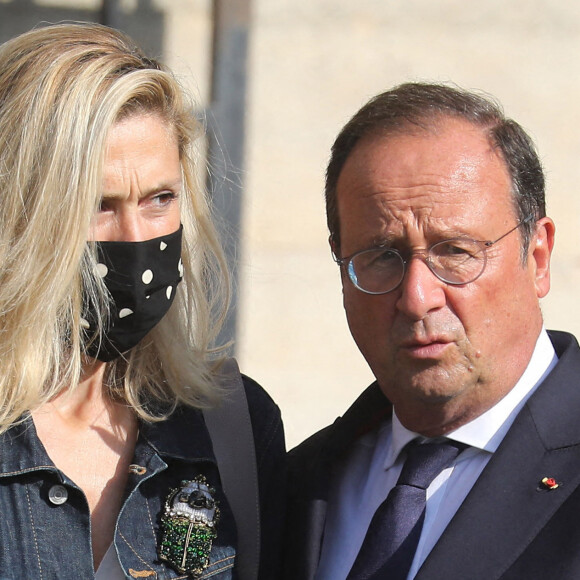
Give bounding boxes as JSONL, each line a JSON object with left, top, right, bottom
{"left": 0, "top": 22, "right": 285, "bottom": 579}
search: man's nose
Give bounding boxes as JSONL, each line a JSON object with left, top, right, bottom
{"left": 395, "top": 254, "right": 446, "bottom": 320}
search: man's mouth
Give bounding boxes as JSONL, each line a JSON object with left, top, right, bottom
{"left": 399, "top": 337, "right": 451, "bottom": 358}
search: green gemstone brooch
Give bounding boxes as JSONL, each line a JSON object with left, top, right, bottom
{"left": 158, "top": 476, "right": 220, "bottom": 577}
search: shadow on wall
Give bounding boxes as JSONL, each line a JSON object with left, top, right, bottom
{"left": 0, "top": 0, "right": 165, "bottom": 60}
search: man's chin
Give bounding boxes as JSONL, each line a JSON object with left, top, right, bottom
{"left": 380, "top": 365, "right": 475, "bottom": 406}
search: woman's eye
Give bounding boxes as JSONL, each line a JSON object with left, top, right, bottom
{"left": 152, "top": 192, "right": 178, "bottom": 205}
{"left": 98, "top": 199, "right": 113, "bottom": 212}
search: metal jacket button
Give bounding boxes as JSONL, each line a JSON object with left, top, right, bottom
{"left": 48, "top": 485, "right": 68, "bottom": 505}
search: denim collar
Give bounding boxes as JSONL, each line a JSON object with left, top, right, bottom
{"left": 0, "top": 417, "right": 57, "bottom": 476}
{"left": 138, "top": 404, "right": 214, "bottom": 463}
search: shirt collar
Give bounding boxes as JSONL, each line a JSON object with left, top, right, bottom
{"left": 450, "top": 328, "right": 557, "bottom": 451}
{"left": 385, "top": 328, "right": 557, "bottom": 467}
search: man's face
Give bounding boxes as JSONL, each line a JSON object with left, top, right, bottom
{"left": 335, "top": 118, "right": 554, "bottom": 435}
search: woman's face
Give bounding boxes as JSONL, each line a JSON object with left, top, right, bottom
{"left": 89, "top": 113, "right": 182, "bottom": 242}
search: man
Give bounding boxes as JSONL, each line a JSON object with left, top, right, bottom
{"left": 285, "top": 83, "right": 580, "bottom": 580}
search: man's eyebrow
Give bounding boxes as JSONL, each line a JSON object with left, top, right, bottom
{"left": 368, "top": 227, "right": 486, "bottom": 248}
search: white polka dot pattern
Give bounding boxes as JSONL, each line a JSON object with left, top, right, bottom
{"left": 83, "top": 225, "right": 184, "bottom": 362}
{"left": 142, "top": 269, "right": 153, "bottom": 284}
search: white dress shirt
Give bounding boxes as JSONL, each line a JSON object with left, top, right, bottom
{"left": 315, "top": 329, "right": 557, "bottom": 580}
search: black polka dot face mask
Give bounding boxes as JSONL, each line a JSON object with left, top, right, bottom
{"left": 82, "top": 225, "right": 184, "bottom": 362}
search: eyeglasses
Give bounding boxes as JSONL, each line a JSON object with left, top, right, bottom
{"left": 334, "top": 214, "right": 535, "bottom": 295}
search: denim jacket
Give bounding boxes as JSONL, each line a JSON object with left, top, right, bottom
{"left": 0, "top": 376, "right": 286, "bottom": 579}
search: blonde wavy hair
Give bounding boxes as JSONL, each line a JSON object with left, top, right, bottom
{"left": 0, "top": 22, "right": 230, "bottom": 432}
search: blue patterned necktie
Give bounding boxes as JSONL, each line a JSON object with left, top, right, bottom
{"left": 346, "top": 439, "right": 466, "bottom": 580}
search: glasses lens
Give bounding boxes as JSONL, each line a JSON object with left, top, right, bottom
{"left": 428, "top": 239, "right": 486, "bottom": 284}
{"left": 349, "top": 248, "right": 404, "bottom": 294}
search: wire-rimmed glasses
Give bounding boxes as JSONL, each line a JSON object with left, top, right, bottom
{"left": 334, "top": 214, "right": 535, "bottom": 295}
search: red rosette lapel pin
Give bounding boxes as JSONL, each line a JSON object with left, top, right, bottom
{"left": 540, "top": 476, "right": 559, "bottom": 490}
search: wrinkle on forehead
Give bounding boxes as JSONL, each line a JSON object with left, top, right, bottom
{"left": 346, "top": 135, "right": 503, "bottom": 200}
{"left": 367, "top": 208, "right": 473, "bottom": 250}
{"left": 337, "top": 120, "right": 514, "bottom": 250}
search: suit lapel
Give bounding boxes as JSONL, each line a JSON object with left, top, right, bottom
{"left": 417, "top": 331, "right": 580, "bottom": 580}
{"left": 286, "top": 384, "right": 391, "bottom": 579}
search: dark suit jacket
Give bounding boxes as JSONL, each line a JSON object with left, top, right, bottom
{"left": 285, "top": 330, "right": 580, "bottom": 579}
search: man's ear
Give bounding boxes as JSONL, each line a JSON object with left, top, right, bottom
{"left": 329, "top": 234, "right": 338, "bottom": 259}
{"left": 329, "top": 235, "right": 346, "bottom": 297}
{"left": 530, "top": 216, "right": 555, "bottom": 298}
